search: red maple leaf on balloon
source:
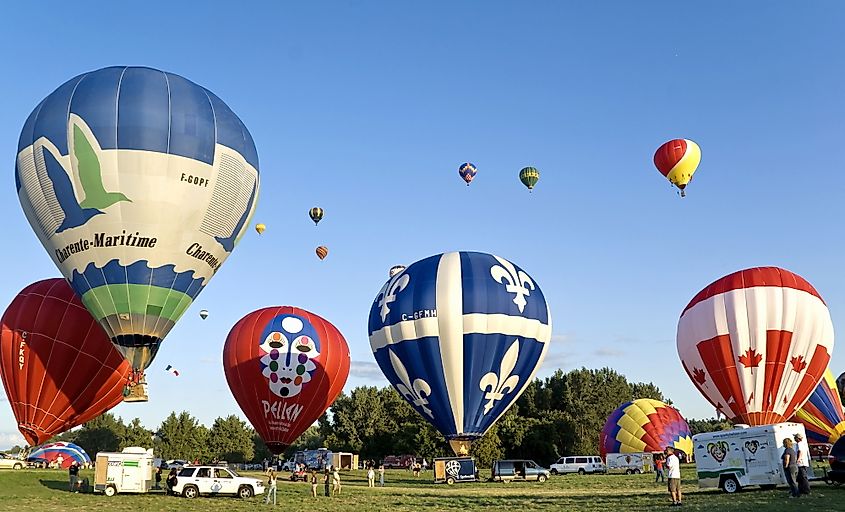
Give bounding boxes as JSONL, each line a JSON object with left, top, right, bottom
{"left": 738, "top": 348, "right": 762, "bottom": 368}
{"left": 790, "top": 355, "right": 807, "bottom": 373}
{"left": 692, "top": 367, "right": 707, "bottom": 385}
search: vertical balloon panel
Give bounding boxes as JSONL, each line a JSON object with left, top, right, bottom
{"left": 15, "top": 67, "right": 259, "bottom": 386}
{"left": 368, "top": 251, "right": 551, "bottom": 453}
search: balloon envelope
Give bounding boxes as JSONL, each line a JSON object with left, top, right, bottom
{"left": 458, "top": 163, "right": 477, "bottom": 185}
{"left": 15, "top": 66, "right": 260, "bottom": 378}
{"left": 0, "top": 279, "right": 130, "bottom": 445}
{"left": 677, "top": 267, "right": 834, "bottom": 425}
{"left": 653, "top": 139, "right": 701, "bottom": 194}
{"left": 368, "top": 251, "right": 551, "bottom": 454}
{"left": 255, "top": 223, "right": 266, "bottom": 235}
{"left": 199, "top": 309, "right": 209, "bottom": 320}
{"left": 309, "top": 207, "right": 324, "bottom": 225}
{"left": 792, "top": 369, "right": 845, "bottom": 444}
{"left": 316, "top": 246, "right": 328, "bottom": 260}
{"left": 223, "top": 306, "right": 350, "bottom": 454}
{"left": 519, "top": 167, "right": 540, "bottom": 190}
{"left": 599, "top": 399, "right": 693, "bottom": 459}
{"left": 29, "top": 442, "right": 90, "bottom": 468}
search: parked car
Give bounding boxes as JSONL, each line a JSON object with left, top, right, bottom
{"left": 382, "top": 455, "right": 415, "bottom": 469}
{"left": 490, "top": 460, "right": 550, "bottom": 482}
{"left": 810, "top": 443, "right": 832, "bottom": 462}
{"left": 824, "top": 436, "right": 845, "bottom": 484}
{"left": 549, "top": 456, "right": 606, "bottom": 475}
{"left": 26, "top": 457, "right": 50, "bottom": 469}
{"left": 173, "top": 465, "right": 265, "bottom": 499}
{"left": 165, "top": 459, "right": 188, "bottom": 470}
{"left": 280, "top": 459, "right": 296, "bottom": 471}
{"left": 0, "top": 454, "right": 24, "bottom": 470}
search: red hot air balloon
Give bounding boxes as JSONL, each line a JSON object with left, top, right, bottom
{"left": 0, "top": 279, "right": 130, "bottom": 446}
{"left": 677, "top": 267, "right": 834, "bottom": 426}
{"left": 223, "top": 307, "right": 350, "bottom": 454}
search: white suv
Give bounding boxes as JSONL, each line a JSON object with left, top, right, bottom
{"left": 549, "top": 456, "right": 606, "bottom": 475}
{"left": 174, "top": 465, "right": 265, "bottom": 499}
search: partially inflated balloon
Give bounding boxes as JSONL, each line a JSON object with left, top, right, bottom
{"left": 599, "top": 399, "right": 693, "bottom": 459}
{"left": 519, "top": 167, "right": 540, "bottom": 191}
{"left": 15, "top": 67, "right": 260, "bottom": 394}
{"left": 677, "top": 267, "right": 834, "bottom": 425}
{"left": 316, "top": 246, "right": 328, "bottom": 260}
{"left": 309, "top": 207, "right": 324, "bottom": 226}
{"left": 255, "top": 224, "right": 266, "bottom": 235}
{"left": 223, "top": 306, "right": 350, "bottom": 454}
{"left": 458, "top": 163, "right": 477, "bottom": 186}
{"left": 792, "top": 370, "right": 845, "bottom": 444}
{"left": 0, "top": 279, "right": 130, "bottom": 445}
{"left": 29, "top": 442, "right": 90, "bottom": 468}
{"left": 653, "top": 139, "right": 701, "bottom": 196}
{"left": 368, "top": 251, "right": 551, "bottom": 455}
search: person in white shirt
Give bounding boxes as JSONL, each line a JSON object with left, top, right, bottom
{"left": 665, "top": 447, "right": 682, "bottom": 506}
{"left": 793, "top": 433, "right": 811, "bottom": 495}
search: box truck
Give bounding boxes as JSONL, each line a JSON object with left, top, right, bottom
{"left": 94, "top": 447, "right": 155, "bottom": 496}
{"left": 693, "top": 422, "right": 813, "bottom": 493}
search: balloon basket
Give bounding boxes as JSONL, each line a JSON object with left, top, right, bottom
{"left": 123, "top": 382, "right": 149, "bottom": 402}
{"left": 449, "top": 439, "right": 472, "bottom": 456}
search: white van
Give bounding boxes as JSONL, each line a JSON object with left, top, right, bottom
{"left": 605, "top": 452, "right": 654, "bottom": 474}
{"left": 693, "top": 422, "right": 812, "bottom": 493}
{"left": 549, "top": 456, "right": 606, "bottom": 475}
{"left": 94, "top": 447, "right": 155, "bottom": 496}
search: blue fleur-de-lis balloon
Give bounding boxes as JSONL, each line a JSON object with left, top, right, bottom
{"left": 367, "top": 251, "right": 552, "bottom": 455}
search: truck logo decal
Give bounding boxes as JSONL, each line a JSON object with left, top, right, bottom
{"left": 744, "top": 440, "right": 759, "bottom": 454}
{"left": 707, "top": 441, "right": 728, "bottom": 463}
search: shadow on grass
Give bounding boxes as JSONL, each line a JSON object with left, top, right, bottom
{"left": 39, "top": 478, "right": 74, "bottom": 492}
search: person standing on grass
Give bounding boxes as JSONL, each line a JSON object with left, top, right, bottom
{"left": 378, "top": 464, "right": 385, "bottom": 487}
{"left": 323, "top": 468, "right": 331, "bottom": 496}
{"left": 793, "top": 433, "right": 811, "bottom": 495}
{"left": 654, "top": 455, "right": 665, "bottom": 483}
{"left": 665, "top": 447, "right": 682, "bottom": 506}
{"left": 56, "top": 454, "right": 64, "bottom": 469}
{"left": 367, "top": 466, "right": 375, "bottom": 487}
{"left": 332, "top": 466, "right": 341, "bottom": 495}
{"left": 264, "top": 469, "right": 277, "bottom": 505}
{"left": 68, "top": 461, "right": 79, "bottom": 492}
{"left": 782, "top": 438, "right": 800, "bottom": 498}
{"left": 310, "top": 470, "right": 318, "bottom": 498}
{"left": 166, "top": 468, "right": 178, "bottom": 495}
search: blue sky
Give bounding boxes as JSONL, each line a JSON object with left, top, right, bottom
{"left": 1, "top": 1, "right": 844, "bottom": 449}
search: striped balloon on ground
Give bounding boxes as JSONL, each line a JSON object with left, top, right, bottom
{"left": 368, "top": 251, "right": 551, "bottom": 455}
{"left": 29, "top": 442, "right": 91, "bottom": 468}
{"left": 791, "top": 369, "right": 845, "bottom": 444}
{"left": 677, "top": 267, "right": 834, "bottom": 425}
{"left": 15, "top": 67, "right": 260, "bottom": 398}
{"left": 653, "top": 139, "right": 701, "bottom": 196}
{"left": 599, "top": 399, "right": 693, "bottom": 458}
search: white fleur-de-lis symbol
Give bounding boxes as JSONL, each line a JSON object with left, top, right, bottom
{"left": 479, "top": 340, "right": 521, "bottom": 414}
{"left": 490, "top": 256, "right": 534, "bottom": 313}
{"left": 389, "top": 349, "right": 433, "bottom": 418}
{"left": 379, "top": 274, "right": 410, "bottom": 322}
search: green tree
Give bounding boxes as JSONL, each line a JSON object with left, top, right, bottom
{"left": 630, "top": 382, "right": 668, "bottom": 403}
{"left": 207, "top": 415, "right": 254, "bottom": 463}
{"left": 154, "top": 411, "right": 209, "bottom": 461}
{"left": 470, "top": 424, "right": 503, "bottom": 468}
{"left": 121, "top": 418, "right": 151, "bottom": 449}
{"left": 252, "top": 431, "right": 273, "bottom": 464}
{"left": 74, "top": 413, "right": 124, "bottom": 456}
{"left": 687, "top": 417, "right": 733, "bottom": 435}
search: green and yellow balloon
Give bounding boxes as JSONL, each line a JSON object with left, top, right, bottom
{"left": 519, "top": 167, "right": 540, "bottom": 192}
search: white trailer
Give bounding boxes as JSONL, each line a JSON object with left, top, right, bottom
{"left": 94, "top": 447, "right": 155, "bottom": 496}
{"left": 605, "top": 452, "right": 654, "bottom": 474}
{"left": 693, "top": 422, "right": 813, "bottom": 493}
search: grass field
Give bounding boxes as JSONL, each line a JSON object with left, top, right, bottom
{"left": 0, "top": 465, "right": 841, "bottom": 511}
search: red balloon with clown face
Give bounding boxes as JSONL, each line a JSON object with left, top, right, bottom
{"left": 223, "top": 306, "right": 350, "bottom": 454}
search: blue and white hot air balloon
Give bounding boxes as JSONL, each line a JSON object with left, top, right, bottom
{"left": 367, "top": 251, "right": 552, "bottom": 455}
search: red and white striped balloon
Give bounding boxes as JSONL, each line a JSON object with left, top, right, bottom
{"left": 677, "top": 267, "right": 834, "bottom": 426}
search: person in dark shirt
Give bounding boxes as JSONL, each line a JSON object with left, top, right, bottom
{"left": 166, "top": 468, "right": 178, "bottom": 496}
{"left": 154, "top": 465, "right": 163, "bottom": 490}
{"left": 68, "top": 462, "right": 80, "bottom": 492}
{"left": 781, "top": 438, "right": 800, "bottom": 498}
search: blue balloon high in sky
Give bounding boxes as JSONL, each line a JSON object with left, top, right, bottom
{"left": 368, "top": 251, "right": 552, "bottom": 455}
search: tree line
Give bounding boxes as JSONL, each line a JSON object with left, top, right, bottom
{"left": 8, "top": 367, "right": 738, "bottom": 468}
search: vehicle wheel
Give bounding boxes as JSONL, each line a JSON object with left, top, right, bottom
{"left": 550, "top": 469, "right": 558, "bottom": 475}
{"left": 626, "top": 469, "right": 633, "bottom": 475}
{"left": 238, "top": 485, "right": 254, "bottom": 499}
{"left": 104, "top": 485, "right": 117, "bottom": 497}
{"left": 538, "top": 475, "right": 548, "bottom": 483}
{"left": 578, "top": 469, "right": 585, "bottom": 476}
{"left": 446, "top": 477, "right": 455, "bottom": 485}
{"left": 721, "top": 475, "right": 740, "bottom": 494}
{"left": 634, "top": 469, "right": 641, "bottom": 475}
{"left": 12, "top": 463, "right": 22, "bottom": 470}
{"left": 183, "top": 485, "right": 199, "bottom": 499}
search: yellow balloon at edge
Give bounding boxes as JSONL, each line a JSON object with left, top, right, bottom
{"left": 255, "top": 223, "right": 266, "bottom": 235}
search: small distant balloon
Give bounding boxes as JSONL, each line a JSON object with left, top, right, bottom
{"left": 316, "top": 246, "right": 328, "bottom": 260}
{"left": 458, "top": 163, "right": 477, "bottom": 186}
{"left": 199, "top": 309, "right": 209, "bottom": 320}
{"left": 519, "top": 167, "right": 540, "bottom": 191}
{"left": 255, "top": 223, "right": 266, "bottom": 235}
{"left": 654, "top": 139, "right": 701, "bottom": 197}
{"left": 309, "top": 207, "right": 324, "bottom": 225}
{"left": 388, "top": 265, "right": 406, "bottom": 278}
